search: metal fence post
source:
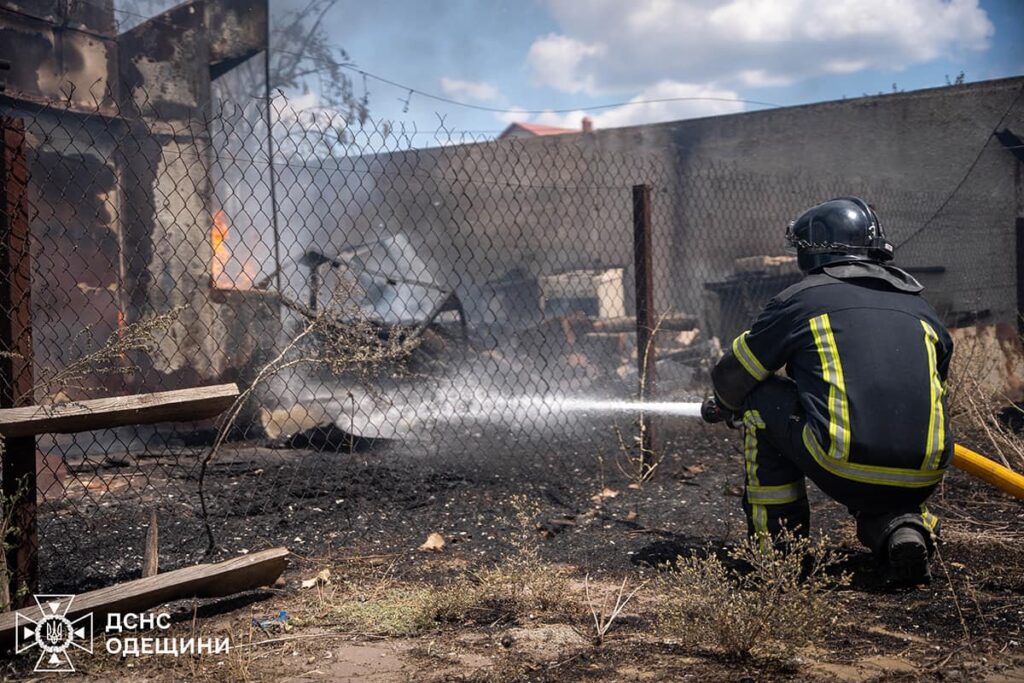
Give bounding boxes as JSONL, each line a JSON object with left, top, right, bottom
{"left": 0, "top": 116, "right": 37, "bottom": 606}
{"left": 1016, "top": 159, "right": 1024, "bottom": 336}
{"left": 633, "top": 184, "right": 657, "bottom": 470}
{"left": 264, "top": 46, "right": 282, "bottom": 295}
{"left": 1017, "top": 214, "right": 1024, "bottom": 337}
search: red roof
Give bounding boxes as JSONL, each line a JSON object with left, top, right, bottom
{"left": 497, "top": 122, "right": 578, "bottom": 139}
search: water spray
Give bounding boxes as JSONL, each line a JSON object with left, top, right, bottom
{"left": 469, "top": 394, "right": 1024, "bottom": 500}
{"left": 358, "top": 386, "right": 1024, "bottom": 499}
{"left": 505, "top": 397, "right": 704, "bottom": 418}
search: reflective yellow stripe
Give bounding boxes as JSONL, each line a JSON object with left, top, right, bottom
{"left": 747, "top": 481, "right": 807, "bottom": 506}
{"left": 732, "top": 331, "right": 770, "bottom": 381}
{"left": 809, "top": 314, "right": 850, "bottom": 461}
{"left": 920, "top": 503, "right": 939, "bottom": 533}
{"left": 803, "top": 425, "right": 946, "bottom": 488}
{"left": 743, "top": 410, "right": 769, "bottom": 546}
{"left": 921, "top": 321, "right": 946, "bottom": 471}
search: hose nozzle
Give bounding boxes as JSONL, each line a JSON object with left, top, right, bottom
{"left": 700, "top": 397, "right": 725, "bottom": 424}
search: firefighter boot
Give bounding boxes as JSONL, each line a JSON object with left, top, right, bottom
{"left": 885, "top": 526, "right": 931, "bottom": 587}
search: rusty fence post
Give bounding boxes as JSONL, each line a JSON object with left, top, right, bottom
{"left": 1018, "top": 216, "right": 1024, "bottom": 337}
{"left": 1016, "top": 156, "right": 1024, "bottom": 336}
{"left": 0, "top": 116, "right": 37, "bottom": 606}
{"left": 632, "top": 184, "right": 657, "bottom": 471}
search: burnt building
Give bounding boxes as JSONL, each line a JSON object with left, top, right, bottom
{"left": 0, "top": 0, "right": 272, "bottom": 399}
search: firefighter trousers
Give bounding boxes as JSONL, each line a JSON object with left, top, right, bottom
{"left": 739, "top": 376, "right": 940, "bottom": 556}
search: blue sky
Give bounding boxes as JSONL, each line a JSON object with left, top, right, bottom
{"left": 287, "top": 0, "right": 1024, "bottom": 140}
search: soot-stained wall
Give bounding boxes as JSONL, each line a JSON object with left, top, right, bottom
{"left": 358, "top": 77, "right": 1023, "bottom": 336}
{"left": 1, "top": 0, "right": 271, "bottom": 397}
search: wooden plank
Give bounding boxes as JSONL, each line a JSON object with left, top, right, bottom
{"left": 592, "top": 314, "right": 697, "bottom": 334}
{"left": 0, "top": 547, "right": 289, "bottom": 642}
{"left": 0, "top": 383, "right": 239, "bottom": 438}
{"left": 142, "top": 509, "right": 159, "bottom": 578}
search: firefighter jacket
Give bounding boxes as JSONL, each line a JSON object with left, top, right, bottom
{"left": 712, "top": 261, "right": 954, "bottom": 488}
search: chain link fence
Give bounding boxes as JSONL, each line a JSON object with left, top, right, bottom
{"left": 0, "top": 81, "right": 1016, "bottom": 592}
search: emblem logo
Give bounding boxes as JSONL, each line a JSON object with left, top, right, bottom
{"left": 15, "top": 595, "right": 93, "bottom": 673}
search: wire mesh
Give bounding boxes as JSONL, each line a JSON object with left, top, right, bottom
{"left": 0, "top": 79, "right": 1017, "bottom": 592}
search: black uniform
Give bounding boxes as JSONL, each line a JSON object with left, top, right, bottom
{"left": 711, "top": 261, "right": 953, "bottom": 554}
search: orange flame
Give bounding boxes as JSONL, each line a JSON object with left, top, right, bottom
{"left": 212, "top": 209, "right": 231, "bottom": 287}
{"left": 211, "top": 209, "right": 258, "bottom": 289}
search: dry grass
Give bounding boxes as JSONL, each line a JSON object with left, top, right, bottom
{"left": 946, "top": 328, "right": 1024, "bottom": 470}
{"left": 584, "top": 574, "right": 646, "bottom": 645}
{"left": 0, "top": 479, "right": 27, "bottom": 611}
{"left": 305, "top": 495, "right": 574, "bottom": 637}
{"left": 653, "top": 532, "right": 849, "bottom": 662}
{"left": 329, "top": 584, "right": 442, "bottom": 636}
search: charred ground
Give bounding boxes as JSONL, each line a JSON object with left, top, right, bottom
{"left": 10, "top": 419, "right": 1024, "bottom": 682}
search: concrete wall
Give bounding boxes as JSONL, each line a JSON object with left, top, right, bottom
{"left": 349, "top": 77, "right": 1024, "bottom": 340}
{"left": 647, "top": 76, "right": 1024, "bottom": 327}
{"left": 326, "top": 136, "right": 661, "bottom": 329}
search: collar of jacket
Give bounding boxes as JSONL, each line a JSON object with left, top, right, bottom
{"left": 821, "top": 261, "right": 924, "bottom": 293}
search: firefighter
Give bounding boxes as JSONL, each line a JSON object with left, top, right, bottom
{"left": 703, "top": 197, "right": 952, "bottom": 586}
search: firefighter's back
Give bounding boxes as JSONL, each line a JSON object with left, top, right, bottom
{"left": 784, "top": 276, "right": 952, "bottom": 472}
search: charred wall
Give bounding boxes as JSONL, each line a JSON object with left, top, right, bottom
{"left": 0, "top": 0, "right": 118, "bottom": 113}
{"left": 1, "top": 0, "right": 272, "bottom": 398}
{"left": 357, "top": 77, "right": 1024, "bottom": 341}
{"left": 276, "top": 136, "right": 671, "bottom": 334}
{"left": 652, "top": 76, "right": 1024, "bottom": 329}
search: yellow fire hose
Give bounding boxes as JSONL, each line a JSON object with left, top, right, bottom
{"left": 699, "top": 399, "right": 1023, "bottom": 498}
{"left": 953, "top": 444, "right": 1024, "bottom": 499}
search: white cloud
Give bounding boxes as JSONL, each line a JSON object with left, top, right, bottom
{"left": 272, "top": 91, "right": 338, "bottom": 129}
{"left": 531, "top": 0, "right": 993, "bottom": 93}
{"left": 525, "top": 80, "right": 745, "bottom": 130}
{"left": 274, "top": 91, "right": 320, "bottom": 115}
{"left": 592, "top": 81, "right": 745, "bottom": 127}
{"left": 439, "top": 77, "right": 500, "bottom": 102}
{"left": 494, "top": 106, "right": 529, "bottom": 125}
{"left": 824, "top": 59, "right": 870, "bottom": 75}
{"left": 527, "top": 33, "right": 606, "bottom": 94}
{"left": 736, "top": 69, "right": 794, "bottom": 88}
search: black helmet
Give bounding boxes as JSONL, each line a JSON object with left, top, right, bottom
{"left": 785, "top": 197, "right": 894, "bottom": 273}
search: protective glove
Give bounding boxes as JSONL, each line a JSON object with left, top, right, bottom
{"left": 700, "top": 397, "right": 740, "bottom": 428}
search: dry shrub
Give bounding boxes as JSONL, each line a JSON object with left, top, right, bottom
{"left": 328, "top": 560, "right": 571, "bottom": 635}
{"left": 432, "top": 495, "right": 573, "bottom": 625}
{"left": 32, "top": 305, "right": 185, "bottom": 403}
{"left": 327, "top": 496, "right": 572, "bottom": 635}
{"left": 437, "top": 554, "right": 572, "bottom": 625}
{"left": 654, "top": 532, "right": 849, "bottom": 661}
{"left": 946, "top": 327, "right": 1024, "bottom": 470}
{"left": 0, "top": 308, "right": 183, "bottom": 609}
{"left": 332, "top": 584, "right": 441, "bottom": 636}
{"left": 490, "top": 495, "right": 574, "bottom": 614}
